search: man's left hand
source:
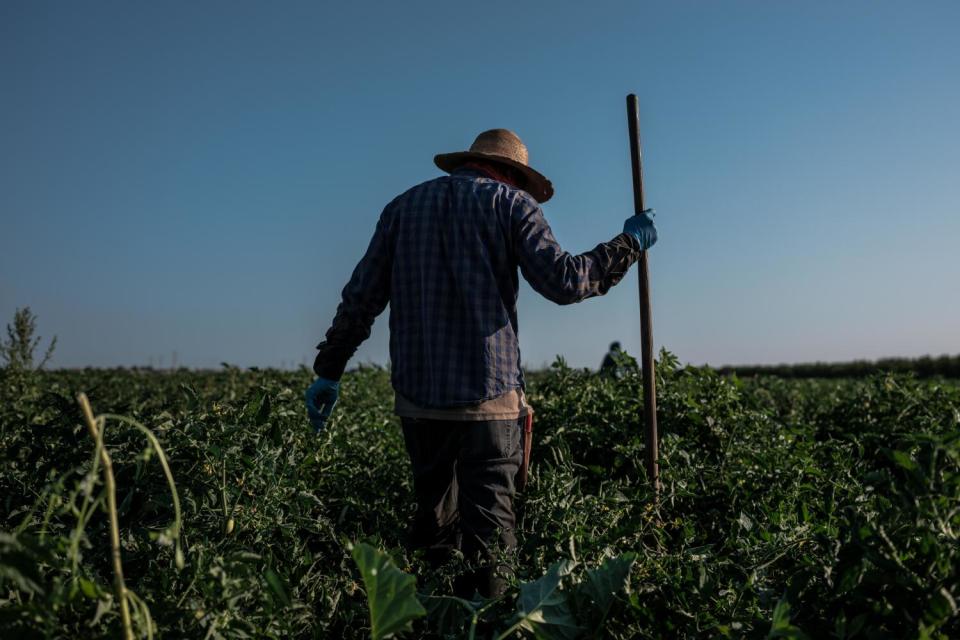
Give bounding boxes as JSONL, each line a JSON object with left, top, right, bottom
{"left": 623, "top": 208, "right": 657, "bottom": 250}
{"left": 304, "top": 377, "right": 340, "bottom": 434}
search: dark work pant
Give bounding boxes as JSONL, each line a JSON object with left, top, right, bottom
{"left": 400, "top": 416, "right": 523, "bottom": 598}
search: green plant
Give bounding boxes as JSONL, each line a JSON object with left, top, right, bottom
{"left": 0, "top": 359, "right": 957, "bottom": 638}
{"left": 0, "top": 307, "right": 56, "bottom": 372}
{"left": 349, "top": 542, "right": 425, "bottom": 639}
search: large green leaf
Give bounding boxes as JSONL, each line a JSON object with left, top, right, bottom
{"left": 514, "top": 559, "right": 581, "bottom": 640}
{"left": 350, "top": 542, "right": 426, "bottom": 639}
{"left": 574, "top": 553, "right": 637, "bottom": 625}
{"left": 421, "top": 593, "right": 473, "bottom": 636}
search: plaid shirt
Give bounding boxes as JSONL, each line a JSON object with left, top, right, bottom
{"left": 314, "top": 168, "right": 641, "bottom": 408}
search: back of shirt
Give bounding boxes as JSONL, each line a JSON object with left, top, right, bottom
{"left": 386, "top": 169, "right": 528, "bottom": 407}
{"left": 313, "top": 167, "right": 640, "bottom": 409}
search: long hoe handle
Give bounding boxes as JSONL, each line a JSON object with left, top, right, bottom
{"left": 626, "top": 93, "right": 660, "bottom": 494}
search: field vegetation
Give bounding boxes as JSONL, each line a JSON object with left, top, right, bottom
{"left": 1, "top": 328, "right": 958, "bottom": 638}
{"left": 720, "top": 354, "right": 960, "bottom": 380}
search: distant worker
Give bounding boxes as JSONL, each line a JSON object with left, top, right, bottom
{"left": 304, "top": 129, "right": 658, "bottom": 597}
{"left": 600, "top": 341, "right": 624, "bottom": 376}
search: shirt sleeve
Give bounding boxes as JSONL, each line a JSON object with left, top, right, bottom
{"left": 313, "top": 210, "right": 393, "bottom": 380}
{"left": 510, "top": 197, "right": 641, "bottom": 305}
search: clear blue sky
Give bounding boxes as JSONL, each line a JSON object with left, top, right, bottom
{"left": 2, "top": 1, "right": 958, "bottom": 370}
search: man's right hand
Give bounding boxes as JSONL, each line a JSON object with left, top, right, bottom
{"left": 304, "top": 377, "right": 340, "bottom": 434}
{"left": 623, "top": 209, "right": 657, "bottom": 250}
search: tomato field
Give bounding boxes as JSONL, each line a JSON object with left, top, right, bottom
{"left": 1, "top": 352, "right": 958, "bottom": 639}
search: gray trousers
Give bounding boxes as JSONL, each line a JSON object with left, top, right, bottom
{"left": 400, "top": 416, "right": 523, "bottom": 598}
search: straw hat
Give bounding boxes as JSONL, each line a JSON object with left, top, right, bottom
{"left": 434, "top": 129, "right": 554, "bottom": 203}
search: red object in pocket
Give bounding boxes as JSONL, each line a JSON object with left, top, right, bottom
{"left": 518, "top": 409, "right": 534, "bottom": 491}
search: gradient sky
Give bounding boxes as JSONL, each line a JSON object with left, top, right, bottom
{"left": 2, "top": 1, "right": 958, "bottom": 370}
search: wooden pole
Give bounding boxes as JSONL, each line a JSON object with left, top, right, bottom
{"left": 626, "top": 94, "right": 660, "bottom": 493}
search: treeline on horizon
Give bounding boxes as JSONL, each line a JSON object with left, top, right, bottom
{"left": 15, "top": 354, "right": 960, "bottom": 380}
{"left": 719, "top": 353, "right": 960, "bottom": 379}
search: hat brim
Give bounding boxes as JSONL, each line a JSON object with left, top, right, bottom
{"left": 434, "top": 151, "right": 554, "bottom": 203}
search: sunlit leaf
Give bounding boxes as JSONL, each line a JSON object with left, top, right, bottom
{"left": 514, "top": 560, "right": 581, "bottom": 640}
{"left": 350, "top": 542, "right": 426, "bottom": 639}
{"left": 575, "top": 553, "right": 636, "bottom": 621}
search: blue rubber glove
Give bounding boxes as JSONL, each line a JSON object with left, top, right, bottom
{"left": 623, "top": 208, "right": 657, "bottom": 250}
{"left": 304, "top": 377, "right": 340, "bottom": 434}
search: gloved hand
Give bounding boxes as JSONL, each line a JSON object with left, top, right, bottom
{"left": 623, "top": 208, "right": 657, "bottom": 250}
{"left": 304, "top": 377, "right": 340, "bottom": 434}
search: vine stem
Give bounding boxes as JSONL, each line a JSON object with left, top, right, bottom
{"left": 78, "top": 393, "right": 135, "bottom": 640}
{"left": 99, "top": 412, "right": 184, "bottom": 567}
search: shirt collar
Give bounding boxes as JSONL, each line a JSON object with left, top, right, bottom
{"left": 451, "top": 166, "right": 487, "bottom": 178}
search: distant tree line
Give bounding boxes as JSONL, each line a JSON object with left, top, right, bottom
{"left": 719, "top": 354, "right": 960, "bottom": 379}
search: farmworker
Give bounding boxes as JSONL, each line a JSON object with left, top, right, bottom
{"left": 600, "top": 340, "right": 625, "bottom": 376}
{"left": 305, "top": 129, "right": 657, "bottom": 598}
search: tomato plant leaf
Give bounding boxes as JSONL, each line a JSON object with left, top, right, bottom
{"left": 255, "top": 393, "right": 271, "bottom": 426}
{"left": 264, "top": 568, "right": 291, "bottom": 607}
{"left": 421, "top": 594, "right": 473, "bottom": 636}
{"left": 350, "top": 542, "right": 426, "bottom": 640}
{"left": 574, "top": 553, "right": 636, "bottom": 625}
{"left": 513, "top": 559, "right": 581, "bottom": 640}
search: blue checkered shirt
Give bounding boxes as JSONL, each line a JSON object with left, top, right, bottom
{"left": 314, "top": 168, "right": 641, "bottom": 408}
